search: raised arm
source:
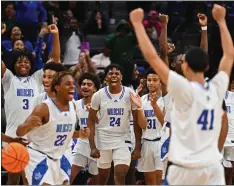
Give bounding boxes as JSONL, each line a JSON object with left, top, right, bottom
{"left": 47, "top": 24, "right": 60, "bottom": 63}
{"left": 130, "top": 9, "right": 170, "bottom": 85}
{"left": 159, "top": 14, "right": 169, "bottom": 66}
{"left": 198, "top": 13, "right": 208, "bottom": 53}
{"left": 16, "top": 103, "right": 48, "bottom": 137}
{"left": 212, "top": 5, "right": 234, "bottom": 77}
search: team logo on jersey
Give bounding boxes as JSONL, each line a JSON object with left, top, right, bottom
{"left": 34, "top": 172, "right": 42, "bottom": 180}
{"left": 114, "top": 100, "right": 118, "bottom": 102}
{"left": 64, "top": 113, "right": 67, "bottom": 116}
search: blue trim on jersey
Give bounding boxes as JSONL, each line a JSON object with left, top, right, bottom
{"left": 71, "top": 139, "right": 78, "bottom": 151}
{"left": 193, "top": 82, "right": 209, "bottom": 90}
{"left": 49, "top": 98, "right": 70, "bottom": 113}
{"left": 104, "top": 86, "right": 125, "bottom": 100}
{"left": 32, "top": 158, "right": 48, "bottom": 185}
{"left": 44, "top": 93, "right": 48, "bottom": 100}
{"left": 161, "top": 137, "right": 170, "bottom": 159}
{"left": 81, "top": 98, "right": 85, "bottom": 109}
{"left": 119, "top": 86, "right": 125, "bottom": 100}
{"left": 225, "top": 91, "right": 229, "bottom": 99}
{"left": 130, "top": 120, "right": 134, "bottom": 125}
{"left": 60, "top": 155, "right": 72, "bottom": 178}
{"left": 163, "top": 178, "right": 169, "bottom": 185}
{"left": 16, "top": 76, "right": 30, "bottom": 82}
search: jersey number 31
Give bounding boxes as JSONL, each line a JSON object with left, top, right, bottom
{"left": 197, "top": 109, "right": 214, "bottom": 131}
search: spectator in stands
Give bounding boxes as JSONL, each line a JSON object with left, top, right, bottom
{"left": 143, "top": 10, "right": 162, "bottom": 40}
{"left": 2, "top": 25, "right": 33, "bottom": 52}
{"left": 70, "top": 50, "right": 96, "bottom": 98}
{"left": 15, "top": 1, "right": 47, "bottom": 45}
{"left": 60, "top": 17, "right": 84, "bottom": 69}
{"left": 91, "top": 48, "right": 111, "bottom": 73}
{"left": 2, "top": 3, "right": 16, "bottom": 30}
{"left": 84, "top": 10, "right": 108, "bottom": 35}
{"left": 105, "top": 19, "right": 137, "bottom": 67}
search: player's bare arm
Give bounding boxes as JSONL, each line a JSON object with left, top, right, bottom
{"left": 130, "top": 9, "right": 170, "bottom": 85}
{"left": 47, "top": 24, "right": 60, "bottom": 63}
{"left": 132, "top": 109, "right": 142, "bottom": 160}
{"left": 88, "top": 108, "right": 100, "bottom": 159}
{"left": 130, "top": 92, "right": 147, "bottom": 129}
{"left": 149, "top": 93, "right": 164, "bottom": 126}
{"left": 198, "top": 13, "right": 208, "bottom": 53}
{"left": 16, "top": 103, "right": 49, "bottom": 137}
{"left": 213, "top": 5, "right": 234, "bottom": 77}
{"left": 159, "top": 14, "right": 169, "bottom": 66}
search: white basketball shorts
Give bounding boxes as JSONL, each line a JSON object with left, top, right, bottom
{"left": 25, "top": 147, "right": 71, "bottom": 185}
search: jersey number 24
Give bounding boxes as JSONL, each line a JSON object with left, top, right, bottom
{"left": 197, "top": 109, "right": 214, "bottom": 130}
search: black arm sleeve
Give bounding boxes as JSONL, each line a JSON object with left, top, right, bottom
{"left": 222, "top": 100, "right": 226, "bottom": 111}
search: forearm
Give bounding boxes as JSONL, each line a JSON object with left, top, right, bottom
{"left": 159, "top": 24, "right": 169, "bottom": 66}
{"left": 134, "top": 121, "right": 142, "bottom": 150}
{"left": 2, "top": 133, "right": 13, "bottom": 143}
{"left": 152, "top": 104, "right": 164, "bottom": 126}
{"left": 88, "top": 120, "right": 96, "bottom": 149}
{"left": 50, "top": 34, "right": 60, "bottom": 63}
{"left": 137, "top": 109, "right": 147, "bottom": 129}
{"left": 72, "top": 131, "right": 80, "bottom": 138}
{"left": 200, "top": 30, "right": 208, "bottom": 53}
{"left": 16, "top": 123, "right": 34, "bottom": 137}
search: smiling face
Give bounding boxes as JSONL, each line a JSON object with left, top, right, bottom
{"left": 14, "top": 56, "right": 31, "bottom": 77}
{"left": 13, "top": 40, "right": 24, "bottom": 51}
{"left": 105, "top": 67, "right": 122, "bottom": 87}
{"left": 43, "top": 69, "right": 57, "bottom": 93}
{"left": 147, "top": 73, "right": 161, "bottom": 93}
{"left": 11, "top": 26, "right": 22, "bottom": 41}
{"left": 80, "top": 79, "right": 95, "bottom": 98}
{"left": 55, "top": 75, "right": 75, "bottom": 101}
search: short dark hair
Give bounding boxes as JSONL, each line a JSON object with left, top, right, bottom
{"left": 104, "top": 64, "right": 124, "bottom": 77}
{"left": 43, "top": 62, "right": 66, "bottom": 73}
{"left": 78, "top": 72, "right": 101, "bottom": 91}
{"left": 184, "top": 46, "right": 209, "bottom": 72}
{"left": 51, "top": 71, "right": 73, "bottom": 94}
{"left": 146, "top": 67, "right": 157, "bottom": 77}
{"left": 12, "top": 39, "right": 24, "bottom": 48}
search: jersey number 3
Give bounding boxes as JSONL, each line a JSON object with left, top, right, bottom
{"left": 23, "top": 99, "right": 29, "bottom": 110}
{"left": 197, "top": 109, "right": 214, "bottom": 130}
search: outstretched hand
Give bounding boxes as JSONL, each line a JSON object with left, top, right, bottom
{"left": 212, "top": 4, "right": 226, "bottom": 23}
{"left": 197, "top": 13, "right": 207, "bottom": 26}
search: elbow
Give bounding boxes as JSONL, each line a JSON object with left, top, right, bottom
{"left": 16, "top": 127, "right": 23, "bottom": 137}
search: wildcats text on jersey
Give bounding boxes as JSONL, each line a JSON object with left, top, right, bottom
{"left": 17, "top": 88, "right": 35, "bottom": 97}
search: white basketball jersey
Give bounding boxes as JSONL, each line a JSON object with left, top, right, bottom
{"left": 91, "top": 86, "right": 137, "bottom": 150}
{"left": 141, "top": 94, "right": 164, "bottom": 140}
{"left": 32, "top": 92, "right": 48, "bottom": 108}
{"left": 224, "top": 91, "right": 234, "bottom": 146}
{"left": 2, "top": 69, "right": 43, "bottom": 137}
{"left": 75, "top": 99, "right": 89, "bottom": 143}
{"left": 27, "top": 98, "right": 76, "bottom": 159}
{"left": 168, "top": 71, "right": 229, "bottom": 168}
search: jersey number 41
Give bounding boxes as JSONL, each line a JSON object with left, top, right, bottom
{"left": 197, "top": 109, "right": 214, "bottom": 131}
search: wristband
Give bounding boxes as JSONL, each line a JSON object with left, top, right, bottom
{"left": 201, "top": 26, "right": 207, "bottom": 31}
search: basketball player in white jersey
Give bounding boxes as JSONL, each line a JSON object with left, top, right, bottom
{"left": 71, "top": 72, "right": 101, "bottom": 184}
{"left": 87, "top": 64, "right": 143, "bottom": 185}
{"left": 130, "top": 4, "right": 234, "bottom": 184}
{"left": 33, "top": 62, "right": 66, "bottom": 107}
{"left": 1, "top": 24, "right": 60, "bottom": 184}
{"left": 223, "top": 80, "right": 234, "bottom": 184}
{"left": 16, "top": 71, "right": 90, "bottom": 185}
{"left": 130, "top": 67, "right": 164, "bottom": 185}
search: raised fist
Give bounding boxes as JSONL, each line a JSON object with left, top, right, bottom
{"left": 197, "top": 13, "right": 207, "bottom": 26}
{"left": 48, "top": 24, "right": 59, "bottom": 35}
{"left": 159, "top": 14, "right": 169, "bottom": 25}
{"left": 130, "top": 8, "right": 144, "bottom": 25}
{"left": 212, "top": 4, "right": 226, "bottom": 23}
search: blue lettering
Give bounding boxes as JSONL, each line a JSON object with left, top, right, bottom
{"left": 80, "top": 118, "right": 88, "bottom": 127}
{"left": 16, "top": 89, "right": 34, "bottom": 97}
{"left": 56, "top": 124, "right": 73, "bottom": 132}
{"left": 144, "top": 110, "right": 155, "bottom": 117}
{"left": 107, "top": 108, "right": 124, "bottom": 116}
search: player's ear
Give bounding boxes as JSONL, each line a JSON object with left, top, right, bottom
{"left": 55, "top": 85, "right": 59, "bottom": 92}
